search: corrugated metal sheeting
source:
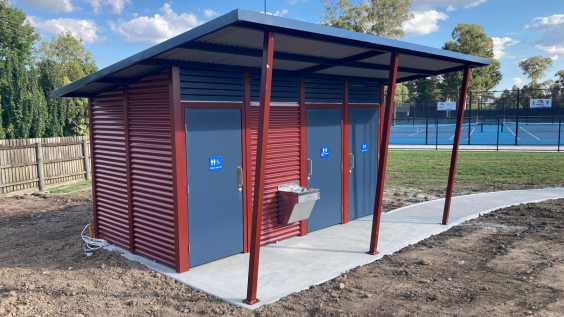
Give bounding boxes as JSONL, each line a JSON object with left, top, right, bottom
{"left": 251, "top": 74, "right": 299, "bottom": 103}
{"left": 90, "top": 89, "right": 131, "bottom": 248}
{"left": 90, "top": 71, "right": 177, "bottom": 268}
{"left": 127, "top": 71, "right": 176, "bottom": 267}
{"left": 349, "top": 81, "right": 381, "bottom": 104}
{"left": 305, "top": 78, "right": 344, "bottom": 103}
{"left": 250, "top": 106, "right": 302, "bottom": 245}
{"left": 180, "top": 68, "right": 244, "bottom": 102}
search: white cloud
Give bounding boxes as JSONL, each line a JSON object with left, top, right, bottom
{"left": 260, "top": 9, "right": 289, "bottom": 17}
{"left": 286, "top": 0, "right": 308, "bottom": 4}
{"left": 412, "top": 0, "right": 486, "bottom": 11}
{"left": 492, "top": 37, "right": 519, "bottom": 59}
{"left": 551, "top": 55, "right": 559, "bottom": 61}
{"left": 402, "top": 10, "right": 448, "bottom": 37}
{"left": 26, "top": 16, "right": 105, "bottom": 44}
{"left": 511, "top": 77, "right": 524, "bottom": 86}
{"left": 108, "top": 3, "right": 202, "bottom": 46}
{"left": 17, "top": 0, "right": 75, "bottom": 13}
{"left": 84, "top": 0, "right": 131, "bottom": 14}
{"left": 525, "top": 14, "right": 564, "bottom": 58}
{"left": 203, "top": 9, "right": 219, "bottom": 18}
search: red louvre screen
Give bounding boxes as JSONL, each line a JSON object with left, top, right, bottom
{"left": 250, "top": 106, "right": 302, "bottom": 245}
{"left": 90, "top": 89, "right": 131, "bottom": 248}
{"left": 127, "top": 71, "right": 176, "bottom": 267}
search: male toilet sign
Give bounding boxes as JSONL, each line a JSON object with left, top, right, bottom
{"left": 209, "top": 156, "right": 223, "bottom": 171}
{"left": 320, "top": 146, "right": 329, "bottom": 158}
{"left": 361, "top": 143, "right": 368, "bottom": 153}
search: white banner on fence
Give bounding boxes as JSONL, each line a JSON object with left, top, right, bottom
{"left": 437, "top": 102, "right": 456, "bottom": 111}
{"left": 530, "top": 99, "right": 552, "bottom": 108}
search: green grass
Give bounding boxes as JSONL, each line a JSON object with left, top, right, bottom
{"left": 49, "top": 180, "right": 92, "bottom": 194}
{"left": 385, "top": 151, "right": 564, "bottom": 191}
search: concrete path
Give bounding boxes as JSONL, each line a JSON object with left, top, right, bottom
{"left": 110, "top": 188, "right": 564, "bottom": 309}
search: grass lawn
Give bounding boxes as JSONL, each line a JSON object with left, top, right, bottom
{"left": 48, "top": 180, "right": 92, "bottom": 194}
{"left": 385, "top": 151, "right": 564, "bottom": 191}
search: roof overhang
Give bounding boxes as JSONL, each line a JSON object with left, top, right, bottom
{"left": 53, "top": 9, "right": 490, "bottom": 98}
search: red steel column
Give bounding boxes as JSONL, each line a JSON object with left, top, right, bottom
{"left": 243, "top": 32, "right": 275, "bottom": 306}
{"left": 299, "top": 76, "right": 308, "bottom": 236}
{"left": 367, "top": 53, "right": 399, "bottom": 255}
{"left": 170, "top": 67, "right": 189, "bottom": 272}
{"left": 442, "top": 65, "right": 471, "bottom": 225}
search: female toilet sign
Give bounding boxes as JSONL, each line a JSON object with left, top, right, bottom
{"left": 320, "top": 146, "right": 329, "bottom": 158}
{"left": 209, "top": 156, "right": 223, "bottom": 171}
{"left": 361, "top": 143, "right": 368, "bottom": 153}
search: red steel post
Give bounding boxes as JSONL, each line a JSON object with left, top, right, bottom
{"left": 299, "top": 76, "right": 308, "bottom": 236}
{"left": 243, "top": 32, "right": 275, "bottom": 306}
{"left": 442, "top": 65, "right": 471, "bottom": 225}
{"left": 367, "top": 53, "right": 399, "bottom": 255}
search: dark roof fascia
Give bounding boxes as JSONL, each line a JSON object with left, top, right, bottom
{"left": 52, "top": 9, "right": 241, "bottom": 98}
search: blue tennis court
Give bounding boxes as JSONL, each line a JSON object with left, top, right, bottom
{"left": 390, "top": 120, "right": 563, "bottom": 146}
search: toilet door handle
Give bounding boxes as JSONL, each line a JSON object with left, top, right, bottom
{"left": 349, "top": 153, "right": 354, "bottom": 170}
{"left": 307, "top": 158, "right": 313, "bottom": 176}
{"left": 237, "top": 166, "right": 243, "bottom": 189}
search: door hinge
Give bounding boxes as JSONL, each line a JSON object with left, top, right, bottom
{"left": 189, "top": 245, "right": 191, "bottom": 253}
{"left": 187, "top": 185, "right": 189, "bottom": 194}
{"left": 340, "top": 163, "right": 343, "bottom": 170}
{"left": 185, "top": 124, "right": 187, "bottom": 134}
{"left": 341, "top": 206, "right": 343, "bottom": 213}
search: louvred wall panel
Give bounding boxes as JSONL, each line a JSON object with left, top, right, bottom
{"left": 127, "top": 71, "right": 177, "bottom": 267}
{"left": 250, "top": 106, "right": 302, "bottom": 245}
{"left": 90, "top": 89, "right": 130, "bottom": 248}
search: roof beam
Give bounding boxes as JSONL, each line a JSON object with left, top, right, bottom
{"left": 294, "top": 50, "right": 385, "bottom": 75}
{"left": 139, "top": 58, "right": 390, "bottom": 82}
{"left": 178, "top": 42, "right": 434, "bottom": 75}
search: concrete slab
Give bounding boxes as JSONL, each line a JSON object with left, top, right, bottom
{"left": 108, "top": 188, "right": 564, "bottom": 309}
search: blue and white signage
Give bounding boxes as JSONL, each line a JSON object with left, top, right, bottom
{"left": 530, "top": 99, "right": 552, "bottom": 108}
{"left": 209, "top": 156, "right": 223, "bottom": 171}
{"left": 320, "top": 146, "right": 329, "bottom": 158}
{"left": 437, "top": 102, "right": 456, "bottom": 111}
{"left": 361, "top": 143, "right": 368, "bottom": 153}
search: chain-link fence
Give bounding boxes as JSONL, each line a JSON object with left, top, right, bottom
{"left": 390, "top": 89, "right": 564, "bottom": 150}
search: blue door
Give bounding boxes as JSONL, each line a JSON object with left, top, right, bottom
{"left": 185, "top": 108, "right": 243, "bottom": 267}
{"left": 307, "top": 109, "right": 342, "bottom": 232}
{"left": 349, "top": 108, "right": 378, "bottom": 220}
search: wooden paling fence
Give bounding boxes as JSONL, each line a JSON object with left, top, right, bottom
{"left": 0, "top": 136, "right": 92, "bottom": 196}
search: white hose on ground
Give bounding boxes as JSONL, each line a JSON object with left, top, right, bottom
{"left": 81, "top": 224, "right": 109, "bottom": 251}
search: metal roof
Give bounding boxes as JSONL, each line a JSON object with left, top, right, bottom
{"left": 53, "top": 9, "right": 491, "bottom": 98}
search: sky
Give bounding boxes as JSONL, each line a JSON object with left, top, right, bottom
{"left": 10, "top": 0, "right": 564, "bottom": 91}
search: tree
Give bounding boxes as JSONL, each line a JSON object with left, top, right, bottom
{"left": 518, "top": 56, "right": 553, "bottom": 86}
{"left": 0, "top": 0, "right": 41, "bottom": 139}
{"left": 555, "top": 70, "right": 564, "bottom": 85}
{"left": 38, "top": 32, "right": 98, "bottom": 136}
{"left": 319, "top": 0, "right": 414, "bottom": 39}
{"left": 442, "top": 24, "right": 502, "bottom": 92}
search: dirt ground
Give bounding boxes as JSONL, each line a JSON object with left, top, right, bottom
{"left": 1, "top": 189, "right": 564, "bottom": 316}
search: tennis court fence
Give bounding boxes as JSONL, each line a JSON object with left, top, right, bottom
{"left": 389, "top": 88, "right": 564, "bottom": 151}
{"left": 390, "top": 116, "right": 563, "bottom": 151}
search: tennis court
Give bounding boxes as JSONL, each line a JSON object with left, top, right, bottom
{"left": 390, "top": 118, "right": 564, "bottom": 146}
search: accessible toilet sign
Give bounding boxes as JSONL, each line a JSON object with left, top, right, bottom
{"left": 209, "top": 156, "right": 223, "bottom": 171}
{"left": 361, "top": 143, "right": 368, "bottom": 153}
{"left": 320, "top": 146, "right": 329, "bottom": 158}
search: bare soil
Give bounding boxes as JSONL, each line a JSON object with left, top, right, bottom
{"left": 1, "top": 189, "right": 564, "bottom": 316}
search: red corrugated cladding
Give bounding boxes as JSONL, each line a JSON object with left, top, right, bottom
{"left": 90, "top": 89, "right": 131, "bottom": 248}
{"left": 250, "top": 106, "right": 302, "bottom": 245}
{"left": 89, "top": 70, "right": 180, "bottom": 269}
